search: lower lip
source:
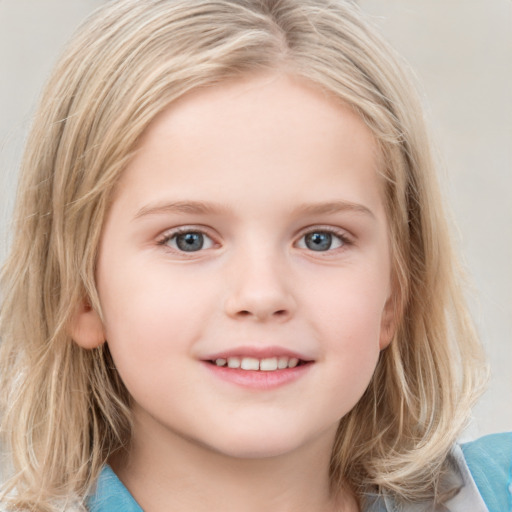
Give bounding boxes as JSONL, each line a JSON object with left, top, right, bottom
{"left": 202, "top": 362, "right": 312, "bottom": 390}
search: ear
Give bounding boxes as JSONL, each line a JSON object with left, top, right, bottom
{"left": 379, "top": 295, "right": 397, "bottom": 350}
{"left": 69, "top": 300, "right": 106, "bottom": 349}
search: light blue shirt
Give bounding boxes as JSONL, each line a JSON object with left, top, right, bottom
{"left": 461, "top": 432, "right": 512, "bottom": 512}
{"left": 88, "top": 465, "right": 142, "bottom": 512}
{"left": 87, "top": 433, "right": 512, "bottom": 512}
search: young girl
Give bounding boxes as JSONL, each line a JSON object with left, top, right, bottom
{"left": 0, "top": 0, "right": 510, "bottom": 511}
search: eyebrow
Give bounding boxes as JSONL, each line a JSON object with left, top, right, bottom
{"left": 296, "top": 200, "right": 375, "bottom": 219}
{"left": 133, "top": 199, "right": 375, "bottom": 220}
{"left": 133, "top": 200, "right": 230, "bottom": 220}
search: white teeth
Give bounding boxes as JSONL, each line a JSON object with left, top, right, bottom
{"left": 260, "top": 357, "right": 278, "bottom": 371}
{"left": 277, "top": 356, "right": 288, "bottom": 369}
{"left": 227, "top": 357, "right": 241, "bottom": 368}
{"left": 241, "top": 357, "right": 260, "bottom": 370}
{"left": 213, "top": 355, "right": 305, "bottom": 371}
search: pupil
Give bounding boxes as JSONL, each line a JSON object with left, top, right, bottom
{"left": 176, "top": 232, "right": 204, "bottom": 252}
{"left": 305, "top": 232, "right": 332, "bottom": 251}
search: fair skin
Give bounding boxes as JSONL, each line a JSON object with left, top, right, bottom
{"left": 73, "top": 73, "right": 395, "bottom": 512}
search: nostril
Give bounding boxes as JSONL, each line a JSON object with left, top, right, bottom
{"left": 235, "top": 309, "right": 289, "bottom": 319}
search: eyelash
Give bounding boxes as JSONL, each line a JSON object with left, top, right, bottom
{"left": 295, "top": 226, "right": 352, "bottom": 253}
{"left": 156, "top": 226, "right": 217, "bottom": 253}
{"left": 156, "top": 226, "right": 352, "bottom": 254}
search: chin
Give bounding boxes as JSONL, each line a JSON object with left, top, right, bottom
{"left": 213, "top": 443, "right": 301, "bottom": 460}
{"left": 202, "top": 426, "right": 318, "bottom": 460}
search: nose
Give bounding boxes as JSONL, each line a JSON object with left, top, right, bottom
{"left": 224, "top": 250, "right": 296, "bottom": 322}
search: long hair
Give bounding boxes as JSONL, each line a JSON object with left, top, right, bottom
{"left": 0, "top": 0, "right": 487, "bottom": 509}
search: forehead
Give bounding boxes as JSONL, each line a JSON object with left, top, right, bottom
{"left": 115, "top": 72, "right": 385, "bottom": 220}
{"left": 138, "top": 73, "right": 379, "bottom": 160}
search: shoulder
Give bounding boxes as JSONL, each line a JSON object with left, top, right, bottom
{"left": 461, "top": 432, "right": 512, "bottom": 512}
{"left": 363, "top": 434, "right": 511, "bottom": 512}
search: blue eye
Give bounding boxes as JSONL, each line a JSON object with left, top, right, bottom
{"left": 163, "top": 231, "right": 214, "bottom": 252}
{"left": 298, "top": 230, "right": 345, "bottom": 252}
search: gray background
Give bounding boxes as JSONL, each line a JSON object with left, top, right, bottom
{"left": 0, "top": 1, "right": 510, "bottom": 438}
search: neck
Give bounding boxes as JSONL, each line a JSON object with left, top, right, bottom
{"left": 111, "top": 417, "right": 358, "bottom": 512}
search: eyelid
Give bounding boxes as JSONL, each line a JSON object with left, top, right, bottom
{"left": 155, "top": 224, "right": 353, "bottom": 254}
{"left": 294, "top": 225, "right": 353, "bottom": 250}
{"left": 156, "top": 225, "right": 219, "bottom": 250}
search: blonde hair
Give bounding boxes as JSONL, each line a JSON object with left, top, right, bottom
{"left": 0, "top": 0, "right": 487, "bottom": 509}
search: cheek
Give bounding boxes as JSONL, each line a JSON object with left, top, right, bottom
{"left": 321, "top": 310, "right": 382, "bottom": 418}
{"left": 299, "top": 264, "right": 388, "bottom": 395}
{"left": 97, "top": 261, "right": 216, "bottom": 372}
{"left": 302, "top": 264, "right": 390, "bottom": 336}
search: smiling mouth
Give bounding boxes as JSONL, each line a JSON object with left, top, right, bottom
{"left": 208, "top": 356, "right": 310, "bottom": 372}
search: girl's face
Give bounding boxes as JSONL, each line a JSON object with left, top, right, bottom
{"left": 86, "top": 73, "right": 394, "bottom": 460}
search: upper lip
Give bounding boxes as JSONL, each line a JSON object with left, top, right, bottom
{"left": 202, "top": 345, "right": 314, "bottom": 362}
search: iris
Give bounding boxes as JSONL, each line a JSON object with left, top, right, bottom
{"left": 304, "top": 232, "right": 333, "bottom": 251}
{"left": 175, "top": 232, "right": 204, "bottom": 252}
